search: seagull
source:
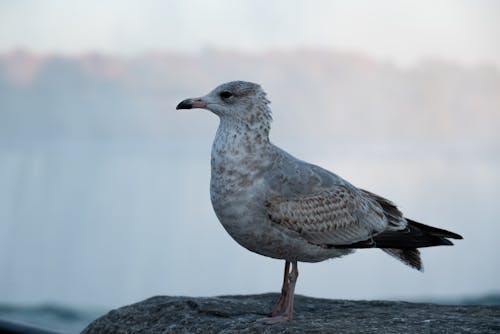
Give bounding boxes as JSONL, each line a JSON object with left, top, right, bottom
{"left": 176, "top": 81, "right": 463, "bottom": 324}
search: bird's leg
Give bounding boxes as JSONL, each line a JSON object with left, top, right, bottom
{"left": 271, "top": 260, "right": 290, "bottom": 316}
{"left": 282, "top": 261, "right": 299, "bottom": 319}
{"left": 257, "top": 261, "right": 299, "bottom": 324}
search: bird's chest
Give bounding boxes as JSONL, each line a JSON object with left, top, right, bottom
{"left": 209, "top": 129, "right": 269, "bottom": 232}
{"left": 210, "top": 142, "right": 265, "bottom": 206}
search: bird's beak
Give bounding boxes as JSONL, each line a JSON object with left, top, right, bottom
{"left": 176, "top": 98, "right": 207, "bottom": 110}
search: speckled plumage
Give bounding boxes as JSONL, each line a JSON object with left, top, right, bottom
{"left": 176, "top": 80, "right": 462, "bottom": 323}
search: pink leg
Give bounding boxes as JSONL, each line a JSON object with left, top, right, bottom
{"left": 271, "top": 261, "right": 290, "bottom": 316}
{"left": 257, "top": 261, "right": 299, "bottom": 324}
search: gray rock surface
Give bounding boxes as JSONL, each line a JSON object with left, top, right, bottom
{"left": 82, "top": 294, "right": 500, "bottom": 334}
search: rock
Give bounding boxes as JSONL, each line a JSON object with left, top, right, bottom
{"left": 82, "top": 294, "right": 500, "bottom": 334}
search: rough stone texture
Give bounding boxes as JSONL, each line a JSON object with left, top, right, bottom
{"left": 82, "top": 294, "right": 500, "bottom": 334}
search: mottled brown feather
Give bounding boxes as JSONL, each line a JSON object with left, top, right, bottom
{"left": 266, "top": 187, "right": 389, "bottom": 245}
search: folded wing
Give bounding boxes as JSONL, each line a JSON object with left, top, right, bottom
{"left": 266, "top": 186, "right": 462, "bottom": 271}
{"left": 265, "top": 186, "right": 391, "bottom": 246}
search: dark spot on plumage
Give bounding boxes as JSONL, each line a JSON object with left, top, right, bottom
{"left": 248, "top": 113, "right": 256, "bottom": 124}
{"left": 254, "top": 134, "right": 262, "bottom": 144}
{"left": 244, "top": 143, "right": 253, "bottom": 153}
{"left": 247, "top": 101, "right": 255, "bottom": 111}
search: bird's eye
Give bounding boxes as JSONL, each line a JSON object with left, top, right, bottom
{"left": 219, "top": 91, "right": 233, "bottom": 99}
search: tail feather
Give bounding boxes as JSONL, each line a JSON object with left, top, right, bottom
{"left": 379, "top": 220, "right": 462, "bottom": 271}
{"left": 382, "top": 248, "right": 423, "bottom": 271}
{"left": 335, "top": 219, "right": 462, "bottom": 270}
{"left": 347, "top": 190, "right": 462, "bottom": 270}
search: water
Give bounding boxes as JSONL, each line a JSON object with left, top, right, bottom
{"left": 0, "top": 303, "right": 102, "bottom": 333}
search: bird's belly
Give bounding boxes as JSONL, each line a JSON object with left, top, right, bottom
{"left": 211, "top": 195, "right": 350, "bottom": 262}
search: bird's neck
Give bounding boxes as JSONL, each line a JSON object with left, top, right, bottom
{"left": 211, "top": 118, "right": 271, "bottom": 167}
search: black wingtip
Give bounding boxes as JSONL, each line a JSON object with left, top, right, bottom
{"left": 407, "top": 219, "right": 463, "bottom": 240}
{"left": 440, "top": 238, "right": 454, "bottom": 246}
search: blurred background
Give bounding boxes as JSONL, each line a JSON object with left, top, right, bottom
{"left": 1, "top": 0, "right": 499, "bottom": 332}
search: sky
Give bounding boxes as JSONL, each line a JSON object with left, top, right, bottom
{"left": 0, "top": 0, "right": 499, "bottom": 67}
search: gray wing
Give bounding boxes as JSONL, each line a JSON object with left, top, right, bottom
{"left": 264, "top": 146, "right": 408, "bottom": 246}
{"left": 266, "top": 186, "right": 395, "bottom": 246}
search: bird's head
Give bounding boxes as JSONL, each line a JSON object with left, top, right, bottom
{"left": 176, "top": 81, "right": 272, "bottom": 128}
